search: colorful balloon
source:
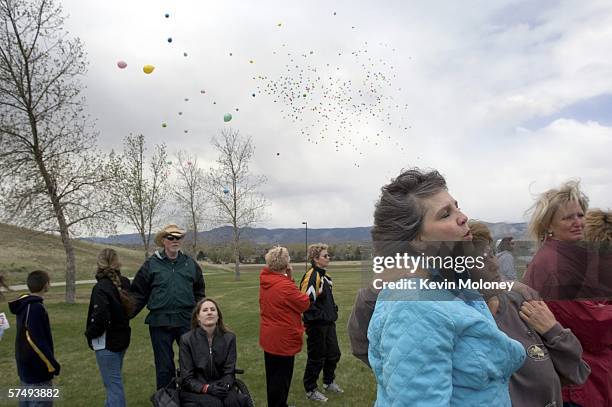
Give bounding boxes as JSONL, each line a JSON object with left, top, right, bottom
{"left": 223, "top": 113, "right": 232, "bottom": 122}
{"left": 143, "top": 64, "right": 155, "bottom": 74}
{"left": 117, "top": 60, "right": 127, "bottom": 69}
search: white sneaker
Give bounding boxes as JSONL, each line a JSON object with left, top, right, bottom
{"left": 323, "top": 382, "right": 344, "bottom": 393}
{"left": 306, "top": 389, "right": 328, "bottom": 402}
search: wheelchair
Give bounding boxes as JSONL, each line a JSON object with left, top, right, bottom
{"left": 230, "top": 369, "right": 253, "bottom": 407}
{"left": 172, "top": 368, "right": 254, "bottom": 407}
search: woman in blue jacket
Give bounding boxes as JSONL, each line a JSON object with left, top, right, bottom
{"left": 367, "top": 168, "right": 525, "bottom": 406}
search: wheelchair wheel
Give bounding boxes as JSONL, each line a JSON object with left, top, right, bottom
{"left": 234, "top": 378, "right": 254, "bottom": 407}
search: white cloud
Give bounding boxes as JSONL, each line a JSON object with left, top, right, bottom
{"left": 54, "top": 0, "right": 611, "bottom": 231}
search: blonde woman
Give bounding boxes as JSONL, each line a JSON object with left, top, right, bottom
{"left": 259, "top": 246, "right": 310, "bottom": 407}
{"left": 523, "top": 182, "right": 612, "bottom": 407}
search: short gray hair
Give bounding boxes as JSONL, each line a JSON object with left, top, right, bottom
{"left": 371, "top": 168, "right": 447, "bottom": 256}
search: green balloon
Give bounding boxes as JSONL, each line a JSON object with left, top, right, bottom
{"left": 223, "top": 113, "right": 232, "bottom": 122}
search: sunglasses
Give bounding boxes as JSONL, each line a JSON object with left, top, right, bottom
{"left": 322, "top": 254, "right": 331, "bottom": 259}
{"left": 165, "top": 235, "right": 183, "bottom": 241}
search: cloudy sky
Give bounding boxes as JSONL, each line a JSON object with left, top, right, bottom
{"left": 60, "top": 0, "right": 611, "bottom": 230}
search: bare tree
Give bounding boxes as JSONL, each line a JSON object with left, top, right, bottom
{"left": 173, "top": 151, "right": 208, "bottom": 255}
{"left": 110, "top": 134, "right": 168, "bottom": 259}
{"left": 0, "top": 0, "right": 114, "bottom": 303}
{"left": 206, "top": 128, "right": 267, "bottom": 280}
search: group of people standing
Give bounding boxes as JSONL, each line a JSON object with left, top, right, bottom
{"left": 6, "top": 166, "right": 611, "bottom": 407}
{"left": 348, "top": 168, "right": 612, "bottom": 407}
{"left": 84, "top": 224, "right": 254, "bottom": 407}
{"left": 259, "top": 243, "right": 343, "bottom": 407}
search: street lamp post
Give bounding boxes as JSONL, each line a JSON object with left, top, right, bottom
{"left": 301, "top": 221, "right": 308, "bottom": 272}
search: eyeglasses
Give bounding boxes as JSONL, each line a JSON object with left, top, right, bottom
{"left": 165, "top": 235, "right": 183, "bottom": 241}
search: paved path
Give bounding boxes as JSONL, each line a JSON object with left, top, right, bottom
{"left": 3, "top": 271, "right": 224, "bottom": 292}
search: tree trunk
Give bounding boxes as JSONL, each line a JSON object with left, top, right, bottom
{"left": 140, "top": 231, "right": 149, "bottom": 260}
{"left": 192, "top": 210, "right": 198, "bottom": 255}
{"left": 233, "top": 230, "right": 241, "bottom": 281}
{"left": 59, "top": 226, "right": 77, "bottom": 303}
{"left": 32, "top": 134, "right": 77, "bottom": 303}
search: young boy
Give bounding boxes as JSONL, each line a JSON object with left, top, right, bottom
{"left": 9, "top": 270, "right": 61, "bottom": 405}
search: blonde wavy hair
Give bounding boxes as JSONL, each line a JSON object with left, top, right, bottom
{"left": 584, "top": 209, "right": 612, "bottom": 242}
{"left": 526, "top": 180, "right": 589, "bottom": 247}
{"left": 265, "top": 246, "right": 290, "bottom": 271}
{"left": 307, "top": 243, "right": 329, "bottom": 264}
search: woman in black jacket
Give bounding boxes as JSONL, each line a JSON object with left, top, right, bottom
{"left": 179, "top": 298, "right": 248, "bottom": 407}
{"left": 85, "top": 248, "right": 135, "bottom": 407}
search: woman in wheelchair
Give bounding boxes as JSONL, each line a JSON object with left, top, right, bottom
{"left": 179, "top": 298, "right": 250, "bottom": 407}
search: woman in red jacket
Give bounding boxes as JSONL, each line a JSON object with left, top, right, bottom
{"left": 259, "top": 246, "right": 310, "bottom": 407}
{"left": 523, "top": 181, "right": 612, "bottom": 407}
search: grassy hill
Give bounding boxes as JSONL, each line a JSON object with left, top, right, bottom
{"left": 0, "top": 223, "right": 153, "bottom": 287}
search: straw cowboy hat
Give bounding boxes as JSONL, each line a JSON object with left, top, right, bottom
{"left": 154, "top": 224, "right": 186, "bottom": 247}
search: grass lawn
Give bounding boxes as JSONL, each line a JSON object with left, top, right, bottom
{"left": 0, "top": 263, "right": 376, "bottom": 406}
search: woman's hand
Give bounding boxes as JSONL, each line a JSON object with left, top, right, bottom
{"left": 285, "top": 264, "right": 294, "bottom": 281}
{"left": 519, "top": 300, "right": 557, "bottom": 334}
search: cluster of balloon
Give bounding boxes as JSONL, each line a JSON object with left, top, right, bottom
{"left": 223, "top": 113, "right": 232, "bottom": 122}
{"left": 143, "top": 64, "right": 155, "bottom": 74}
{"left": 117, "top": 61, "right": 127, "bottom": 69}
{"left": 254, "top": 40, "right": 410, "bottom": 164}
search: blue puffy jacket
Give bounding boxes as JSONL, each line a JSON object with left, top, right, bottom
{"left": 368, "top": 282, "right": 525, "bottom": 406}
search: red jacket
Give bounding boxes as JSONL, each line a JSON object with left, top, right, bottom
{"left": 524, "top": 240, "right": 612, "bottom": 407}
{"left": 259, "top": 267, "right": 310, "bottom": 356}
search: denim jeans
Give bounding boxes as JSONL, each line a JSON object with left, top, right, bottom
{"left": 149, "top": 325, "right": 190, "bottom": 389}
{"left": 18, "top": 380, "right": 53, "bottom": 407}
{"left": 95, "top": 349, "right": 126, "bottom": 407}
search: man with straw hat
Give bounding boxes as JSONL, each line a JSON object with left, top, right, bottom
{"left": 131, "top": 224, "right": 205, "bottom": 390}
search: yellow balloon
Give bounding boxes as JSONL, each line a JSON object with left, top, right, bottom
{"left": 143, "top": 64, "right": 155, "bottom": 74}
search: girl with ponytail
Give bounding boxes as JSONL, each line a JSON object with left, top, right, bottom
{"left": 85, "top": 248, "right": 134, "bottom": 407}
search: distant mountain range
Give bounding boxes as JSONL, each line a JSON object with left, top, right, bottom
{"left": 83, "top": 222, "right": 529, "bottom": 246}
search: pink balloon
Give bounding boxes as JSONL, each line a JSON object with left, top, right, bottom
{"left": 117, "top": 60, "right": 127, "bottom": 69}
